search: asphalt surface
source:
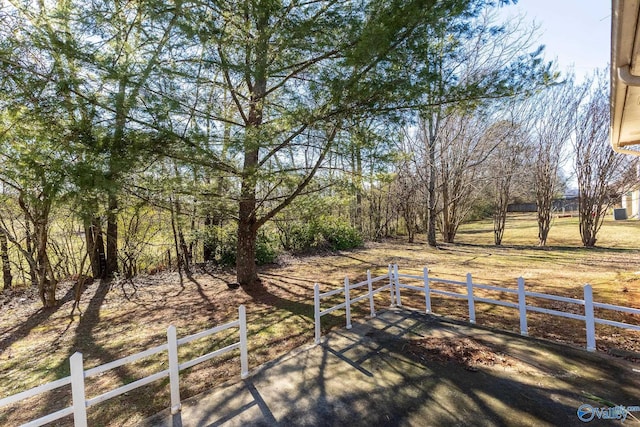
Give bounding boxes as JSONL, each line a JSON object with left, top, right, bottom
{"left": 140, "top": 308, "right": 640, "bottom": 427}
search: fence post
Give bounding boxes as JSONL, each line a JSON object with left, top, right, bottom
{"left": 167, "top": 325, "right": 181, "bottom": 414}
{"left": 239, "top": 305, "right": 249, "bottom": 378}
{"left": 388, "top": 264, "right": 395, "bottom": 307}
{"left": 345, "top": 277, "right": 352, "bottom": 329}
{"left": 367, "top": 270, "right": 376, "bottom": 317}
{"left": 517, "top": 277, "right": 528, "bottom": 336}
{"left": 584, "top": 284, "right": 596, "bottom": 352}
{"left": 70, "top": 352, "right": 88, "bottom": 427}
{"left": 466, "top": 273, "right": 476, "bottom": 324}
{"left": 423, "top": 267, "right": 431, "bottom": 314}
{"left": 314, "top": 283, "right": 321, "bottom": 344}
{"left": 394, "top": 264, "right": 402, "bottom": 307}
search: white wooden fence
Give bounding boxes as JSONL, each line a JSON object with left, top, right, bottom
{"left": 314, "top": 266, "right": 396, "bottom": 344}
{"left": 0, "top": 305, "right": 249, "bottom": 427}
{"left": 314, "top": 264, "right": 640, "bottom": 352}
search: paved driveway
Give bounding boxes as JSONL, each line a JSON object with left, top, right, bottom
{"left": 141, "top": 308, "right": 640, "bottom": 426}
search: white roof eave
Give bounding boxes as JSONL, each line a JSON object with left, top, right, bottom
{"left": 611, "top": 0, "right": 640, "bottom": 155}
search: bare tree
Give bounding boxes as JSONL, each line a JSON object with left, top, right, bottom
{"left": 394, "top": 155, "right": 422, "bottom": 243}
{"left": 416, "top": 10, "right": 548, "bottom": 246}
{"left": 487, "top": 114, "right": 533, "bottom": 245}
{"left": 530, "top": 77, "right": 584, "bottom": 246}
{"left": 436, "top": 113, "right": 496, "bottom": 243}
{"left": 574, "top": 73, "right": 631, "bottom": 247}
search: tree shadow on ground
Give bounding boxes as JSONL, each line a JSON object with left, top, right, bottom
{"left": 163, "top": 309, "right": 639, "bottom": 427}
{"left": 0, "top": 284, "right": 77, "bottom": 352}
{"left": 30, "top": 278, "right": 167, "bottom": 426}
{"left": 184, "top": 274, "right": 217, "bottom": 309}
{"left": 243, "top": 279, "right": 315, "bottom": 321}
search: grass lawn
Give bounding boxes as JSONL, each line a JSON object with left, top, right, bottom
{"left": 0, "top": 213, "right": 639, "bottom": 426}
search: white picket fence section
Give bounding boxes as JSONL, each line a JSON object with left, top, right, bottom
{"left": 314, "top": 264, "right": 640, "bottom": 352}
{"left": 314, "top": 266, "right": 396, "bottom": 344}
{"left": 0, "top": 305, "right": 249, "bottom": 427}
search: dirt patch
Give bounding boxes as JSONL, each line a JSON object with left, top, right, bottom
{"left": 406, "top": 336, "right": 518, "bottom": 372}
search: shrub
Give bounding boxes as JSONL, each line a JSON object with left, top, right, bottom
{"left": 278, "top": 216, "right": 363, "bottom": 253}
{"left": 217, "top": 230, "right": 237, "bottom": 266}
{"left": 255, "top": 231, "right": 278, "bottom": 265}
{"left": 317, "top": 217, "right": 363, "bottom": 250}
{"left": 287, "top": 222, "right": 321, "bottom": 252}
{"left": 466, "top": 199, "right": 495, "bottom": 221}
{"left": 199, "top": 225, "right": 278, "bottom": 266}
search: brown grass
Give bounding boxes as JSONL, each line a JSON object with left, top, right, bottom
{"left": 1, "top": 213, "right": 639, "bottom": 426}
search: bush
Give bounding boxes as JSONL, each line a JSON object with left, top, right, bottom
{"left": 466, "top": 200, "right": 495, "bottom": 221}
{"left": 286, "top": 222, "right": 321, "bottom": 252}
{"left": 217, "top": 230, "right": 237, "bottom": 266}
{"left": 255, "top": 231, "right": 278, "bottom": 265}
{"left": 199, "top": 225, "right": 278, "bottom": 266}
{"left": 279, "top": 216, "right": 363, "bottom": 253}
{"left": 198, "top": 217, "right": 361, "bottom": 266}
{"left": 317, "top": 217, "right": 363, "bottom": 250}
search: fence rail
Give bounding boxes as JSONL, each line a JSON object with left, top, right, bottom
{"left": 314, "top": 264, "right": 640, "bottom": 353}
{"left": 314, "top": 266, "right": 395, "bottom": 343}
{"left": 0, "top": 305, "right": 249, "bottom": 427}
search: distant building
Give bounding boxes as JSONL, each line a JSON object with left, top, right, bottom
{"left": 507, "top": 198, "right": 579, "bottom": 213}
{"left": 508, "top": 192, "right": 579, "bottom": 214}
{"left": 621, "top": 189, "right": 640, "bottom": 218}
{"left": 619, "top": 161, "right": 640, "bottom": 219}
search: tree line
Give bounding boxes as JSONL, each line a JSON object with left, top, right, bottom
{"left": 0, "top": 0, "right": 630, "bottom": 307}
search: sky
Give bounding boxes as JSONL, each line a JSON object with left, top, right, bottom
{"left": 497, "top": 0, "right": 611, "bottom": 82}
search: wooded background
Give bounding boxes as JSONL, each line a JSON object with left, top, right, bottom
{"left": 0, "top": 0, "right": 632, "bottom": 307}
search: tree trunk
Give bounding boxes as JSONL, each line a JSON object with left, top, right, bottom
{"left": 0, "top": 232, "right": 12, "bottom": 290}
{"left": 24, "top": 215, "right": 37, "bottom": 286}
{"left": 578, "top": 196, "right": 602, "bottom": 248}
{"left": 94, "top": 219, "right": 107, "bottom": 279}
{"left": 169, "top": 194, "right": 183, "bottom": 271}
{"left": 18, "top": 193, "right": 55, "bottom": 306}
{"left": 105, "top": 193, "right": 118, "bottom": 277}
{"left": 171, "top": 163, "right": 191, "bottom": 272}
{"left": 404, "top": 211, "right": 415, "bottom": 243}
{"left": 579, "top": 210, "right": 597, "bottom": 247}
{"left": 189, "top": 196, "right": 197, "bottom": 263}
{"left": 175, "top": 202, "right": 191, "bottom": 272}
{"left": 236, "top": 217, "right": 258, "bottom": 286}
{"left": 84, "top": 218, "right": 96, "bottom": 276}
{"left": 493, "top": 202, "right": 507, "bottom": 246}
{"left": 35, "top": 214, "right": 56, "bottom": 307}
{"left": 236, "top": 145, "right": 259, "bottom": 286}
{"left": 84, "top": 216, "right": 105, "bottom": 279}
{"left": 440, "top": 178, "right": 452, "bottom": 243}
{"left": 536, "top": 175, "right": 553, "bottom": 247}
{"left": 203, "top": 214, "right": 214, "bottom": 261}
{"left": 493, "top": 173, "right": 512, "bottom": 246}
{"left": 354, "top": 147, "right": 363, "bottom": 233}
{"left": 427, "top": 124, "right": 438, "bottom": 247}
{"left": 235, "top": 5, "right": 268, "bottom": 288}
